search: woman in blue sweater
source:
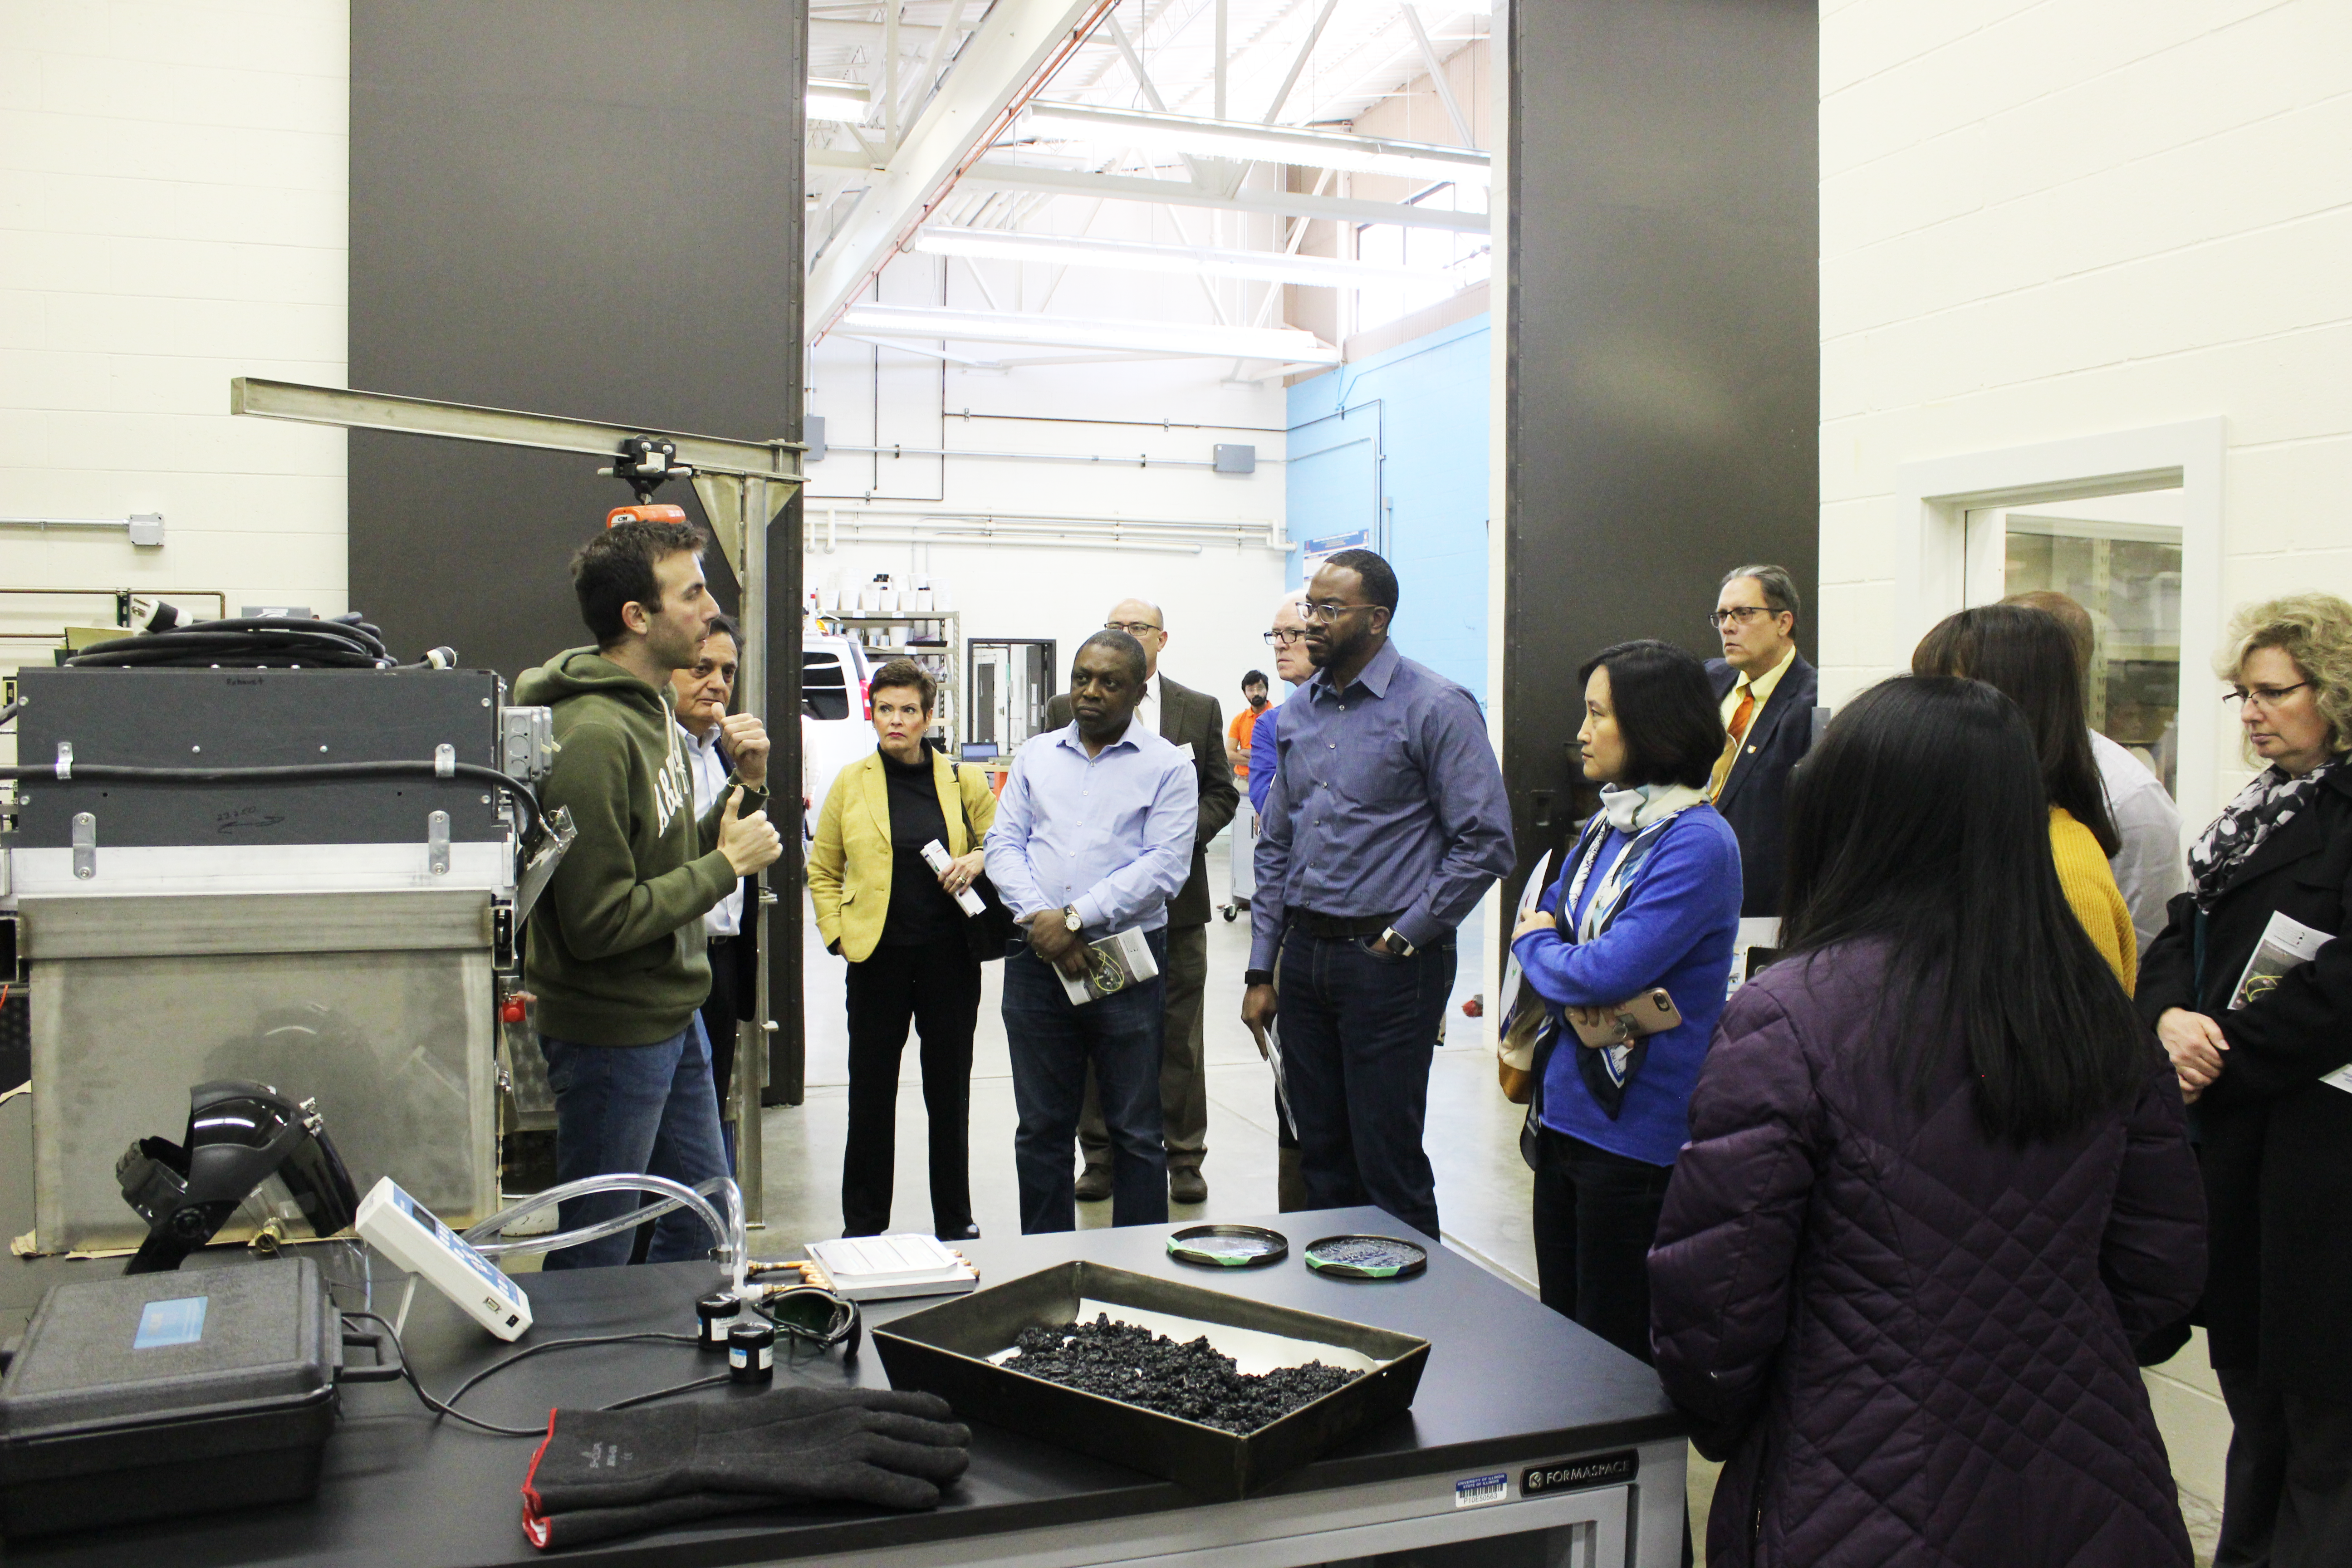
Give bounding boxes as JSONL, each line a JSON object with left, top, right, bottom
{"left": 1512, "top": 639, "right": 1742, "bottom": 1361}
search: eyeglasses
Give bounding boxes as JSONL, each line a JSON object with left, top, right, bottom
{"left": 1300, "top": 600, "right": 1370, "bottom": 624}
{"left": 1263, "top": 629, "right": 1305, "bottom": 646}
{"left": 2225, "top": 681, "right": 2313, "bottom": 710}
{"left": 1708, "top": 606, "right": 1779, "bottom": 630}
{"left": 1104, "top": 619, "right": 1163, "bottom": 637}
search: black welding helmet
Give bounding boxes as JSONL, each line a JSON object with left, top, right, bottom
{"left": 116, "top": 1080, "right": 360, "bottom": 1275}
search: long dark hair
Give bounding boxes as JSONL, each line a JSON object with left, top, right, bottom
{"left": 1578, "top": 640, "right": 1725, "bottom": 789}
{"left": 1911, "top": 604, "right": 2120, "bottom": 856}
{"left": 1780, "top": 676, "right": 2147, "bottom": 1142}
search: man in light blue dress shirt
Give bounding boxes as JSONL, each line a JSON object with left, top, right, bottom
{"left": 986, "top": 631, "right": 1198, "bottom": 1232}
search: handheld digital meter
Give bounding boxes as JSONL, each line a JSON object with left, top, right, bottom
{"left": 354, "top": 1176, "right": 534, "bottom": 1341}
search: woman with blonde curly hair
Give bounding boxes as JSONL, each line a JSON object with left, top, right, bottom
{"left": 2137, "top": 592, "right": 2352, "bottom": 1567}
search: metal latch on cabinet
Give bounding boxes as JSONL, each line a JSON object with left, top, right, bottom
{"left": 71, "top": 812, "right": 96, "bottom": 880}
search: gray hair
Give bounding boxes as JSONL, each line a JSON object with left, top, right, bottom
{"left": 1719, "top": 564, "right": 1801, "bottom": 624}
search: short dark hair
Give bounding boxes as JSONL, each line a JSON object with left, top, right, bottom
{"left": 701, "top": 612, "right": 742, "bottom": 652}
{"left": 1241, "top": 669, "right": 1268, "bottom": 690}
{"left": 1576, "top": 639, "right": 1725, "bottom": 789}
{"left": 1720, "top": 564, "right": 1802, "bottom": 624}
{"left": 1322, "top": 549, "right": 1399, "bottom": 613}
{"left": 2001, "top": 590, "right": 2094, "bottom": 675}
{"left": 1077, "top": 629, "right": 1147, "bottom": 685}
{"left": 572, "top": 519, "right": 707, "bottom": 647}
{"left": 869, "top": 657, "right": 936, "bottom": 713}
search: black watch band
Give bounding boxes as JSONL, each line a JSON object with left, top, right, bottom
{"left": 1245, "top": 969, "right": 1274, "bottom": 988}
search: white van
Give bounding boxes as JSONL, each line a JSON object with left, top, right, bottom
{"left": 801, "top": 632, "right": 875, "bottom": 836}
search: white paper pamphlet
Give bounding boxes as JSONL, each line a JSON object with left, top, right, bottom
{"left": 2228, "top": 911, "right": 2352, "bottom": 1095}
{"left": 1055, "top": 926, "right": 1162, "bottom": 1006}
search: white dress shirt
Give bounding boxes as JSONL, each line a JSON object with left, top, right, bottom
{"left": 681, "top": 722, "right": 744, "bottom": 937}
{"left": 2091, "top": 728, "right": 2186, "bottom": 956}
{"left": 1136, "top": 673, "right": 1161, "bottom": 739}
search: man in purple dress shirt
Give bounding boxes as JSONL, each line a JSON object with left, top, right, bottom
{"left": 1242, "top": 550, "right": 1514, "bottom": 1239}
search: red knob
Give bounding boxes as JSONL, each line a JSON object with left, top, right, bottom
{"left": 500, "top": 996, "right": 528, "bottom": 1024}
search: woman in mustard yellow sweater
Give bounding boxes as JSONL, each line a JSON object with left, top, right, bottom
{"left": 1916, "top": 606, "right": 2136, "bottom": 989}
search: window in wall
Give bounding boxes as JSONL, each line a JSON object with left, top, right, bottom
{"left": 1965, "top": 491, "right": 2185, "bottom": 796}
{"left": 1352, "top": 180, "right": 1492, "bottom": 335}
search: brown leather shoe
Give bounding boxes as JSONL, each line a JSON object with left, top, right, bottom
{"left": 1168, "top": 1168, "right": 1207, "bottom": 1205}
{"left": 1074, "top": 1164, "right": 1113, "bottom": 1203}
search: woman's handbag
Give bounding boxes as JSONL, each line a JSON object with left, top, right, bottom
{"left": 956, "top": 767, "right": 1020, "bottom": 961}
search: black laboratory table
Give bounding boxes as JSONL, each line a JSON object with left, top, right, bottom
{"left": 5, "top": 1207, "right": 1687, "bottom": 1568}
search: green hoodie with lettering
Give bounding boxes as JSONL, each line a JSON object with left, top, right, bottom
{"left": 515, "top": 647, "right": 765, "bottom": 1046}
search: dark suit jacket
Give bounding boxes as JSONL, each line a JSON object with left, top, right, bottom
{"left": 1705, "top": 651, "right": 1818, "bottom": 919}
{"left": 2137, "top": 765, "right": 2352, "bottom": 1396}
{"left": 1044, "top": 672, "right": 1238, "bottom": 926}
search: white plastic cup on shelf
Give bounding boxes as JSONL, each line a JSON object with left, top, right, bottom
{"left": 913, "top": 587, "right": 934, "bottom": 612}
{"left": 817, "top": 587, "right": 840, "bottom": 612}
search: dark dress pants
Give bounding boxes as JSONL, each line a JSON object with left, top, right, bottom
{"left": 1077, "top": 920, "right": 1209, "bottom": 1176}
{"left": 1275, "top": 926, "right": 1453, "bottom": 1239}
{"left": 1004, "top": 928, "right": 1169, "bottom": 1233}
{"left": 1529, "top": 1124, "right": 1675, "bottom": 1363}
{"left": 840, "top": 936, "right": 980, "bottom": 1237}
{"left": 699, "top": 933, "right": 742, "bottom": 1171}
{"left": 2217, "top": 1367, "right": 2352, "bottom": 1568}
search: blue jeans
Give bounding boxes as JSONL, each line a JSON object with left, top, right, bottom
{"left": 540, "top": 1017, "right": 731, "bottom": 1269}
{"left": 1003, "top": 928, "right": 1170, "bottom": 1233}
{"left": 1277, "top": 926, "right": 1455, "bottom": 1239}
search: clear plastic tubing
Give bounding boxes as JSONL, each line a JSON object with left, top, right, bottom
{"left": 461, "top": 1175, "right": 750, "bottom": 1301}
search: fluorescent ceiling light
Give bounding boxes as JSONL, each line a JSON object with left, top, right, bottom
{"left": 913, "top": 225, "right": 1478, "bottom": 289}
{"left": 836, "top": 304, "right": 1338, "bottom": 363}
{"left": 1023, "top": 103, "right": 1490, "bottom": 189}
{"left": 806, "top": 78, "right": 872, "bottom": 122}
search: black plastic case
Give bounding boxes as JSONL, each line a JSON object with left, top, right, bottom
{"left": 0, "top": 1258, "right": 343, "bottom": 1538}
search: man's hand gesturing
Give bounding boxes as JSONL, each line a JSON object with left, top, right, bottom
{"left": 718, "top": 785, "right": 782, "bottom": 876}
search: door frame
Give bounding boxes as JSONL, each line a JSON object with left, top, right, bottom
{"left": 1893, "top": 418, "right": 2225, "bottom": 822}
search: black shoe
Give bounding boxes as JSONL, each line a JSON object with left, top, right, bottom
{"left": 937, "top": 1222, "right": 980, "bottom": 1242}
{"left": 1074, "top": 1165, "right": 1113, "bottom": 1203}
{"left": 1168, "top": 1168, "right": 1207, "bottom": 1205}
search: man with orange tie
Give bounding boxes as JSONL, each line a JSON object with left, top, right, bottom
{"left": 1704, "top": 564, "right": 1818, "bottom": 919}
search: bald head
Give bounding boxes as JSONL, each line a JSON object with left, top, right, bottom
{"left": 1104, "top": 597, "right": 1167, "bottom": 679}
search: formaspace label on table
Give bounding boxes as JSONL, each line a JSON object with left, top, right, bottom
{"left": 1522, "top": 1450, "right": 1639, "bottom": 1496}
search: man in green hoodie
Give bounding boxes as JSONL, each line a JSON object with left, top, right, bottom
{"left": 516, "top": 518, "right": 782, "bottom": 1269}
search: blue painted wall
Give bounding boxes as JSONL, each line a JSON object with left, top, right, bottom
{"left": 1285, "top": 313, "right": 1490, "bottom": 704}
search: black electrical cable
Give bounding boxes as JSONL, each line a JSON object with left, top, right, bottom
{"left": 67, "top": 616, "right": 396, "bottom": 670}
{"left": 342, "top": 1316, "right": 732, "bottom": 1436}
{"left": 0, "top": 760, "right": 544, "bottom": 841}
{"left": 340, "top": 1311, "right": 546, "bottom": 1438}
{"left": 0, "top": 700, "right": 21, "bottom": 729}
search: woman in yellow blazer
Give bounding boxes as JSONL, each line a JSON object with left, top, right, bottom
{"left": 1915, "top": 606, "right": 2137, "bottom": 989}
{"left": 808, "top": 659, "right": 996, "bottom": 1240}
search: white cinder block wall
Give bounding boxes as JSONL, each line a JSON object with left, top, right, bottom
{"left": 1819, "top": 0, "right": 2352, "bottom": 813}
{"left": 1817, "top": 0, "right": 2352, "bottom": 1514}
{"left": 0, "top": 0, "right": 352, "bottom": 716}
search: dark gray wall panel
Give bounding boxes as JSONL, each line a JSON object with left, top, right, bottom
{"left": 1503, "top": 0, "right": 1818, "bottom": 911}
{"left": 349, "top": 0, "right": 803, "bottom": 681}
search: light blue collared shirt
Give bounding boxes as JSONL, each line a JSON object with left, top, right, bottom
{"left": 985, "top": 714, "right": 1198, "bottom": 936}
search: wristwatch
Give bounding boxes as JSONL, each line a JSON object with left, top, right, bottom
{"left": 1245, "top": 969, "right": 1274, "bottom": 988}
{"left": 1062, "top": 907, "right": 1083, "bottom": 934}
{"left": 1378, "top": 927, "right": 1418, "bottom": 959}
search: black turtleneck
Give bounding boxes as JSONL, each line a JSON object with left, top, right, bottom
{"left": 878, "top": 744, "right": 960, "bottom": 947}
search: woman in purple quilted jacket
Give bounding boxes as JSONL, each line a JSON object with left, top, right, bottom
{"left": 1649, "top": 676, "right": 2207, "bottom": 1567}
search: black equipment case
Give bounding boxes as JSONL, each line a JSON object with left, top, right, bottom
{"left": 0, "top": 1258, "right": 362, "bottom": 1538}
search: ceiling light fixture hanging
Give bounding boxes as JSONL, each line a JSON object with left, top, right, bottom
{"left": 806, "top": 78, "right": 874, "bottom": 122}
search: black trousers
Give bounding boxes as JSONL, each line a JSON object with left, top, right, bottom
{"left": 841, "top": 936, "right": 979, "bottom": 1237}
{"left": 699, "top": 935, "right": 742, "bottom": 1129}
{"left": 2217, "top": 1367, "right": 2352, "bottom": 1568}
{"left": 1530, "top": 1124, "right": 1674, "bottom": 1365}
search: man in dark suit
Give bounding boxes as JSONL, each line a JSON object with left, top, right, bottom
{"left": 1704, "top": 564, "right": 1819, "bottom": 921}
{"left": 1046, "top": 598, "right": 1239, "bottom": 1205}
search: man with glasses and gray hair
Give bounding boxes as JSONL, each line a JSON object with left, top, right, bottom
{"left": 1705, "top": 564, "right": 1820, "bottom": 919}
{"left": 1044, "top": 598, "right": 1238, "bottom": 1208}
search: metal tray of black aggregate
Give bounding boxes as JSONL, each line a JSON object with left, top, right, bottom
{"left": 1166, "top": 1224, "right": 1287, "bottom": 1269}
{"left": 872, "top": 1260, "right": 1429, "bottom": 1499}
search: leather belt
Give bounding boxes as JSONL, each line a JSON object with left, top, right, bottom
{"left": 1290, "top": 909, "right": 1401, "bottom": 940}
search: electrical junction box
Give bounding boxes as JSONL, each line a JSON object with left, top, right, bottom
{"left": 1213, "top": 443, "right": 1257, "bottom": 475}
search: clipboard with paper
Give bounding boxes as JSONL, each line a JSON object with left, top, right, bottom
{"left": 2229, "top": 910, "right": 2352, "bottom": 1094}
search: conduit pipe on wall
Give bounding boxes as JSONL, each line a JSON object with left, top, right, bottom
{"left": 822, "top": 442, "right": 1282, "bottom": 469}
{"left": 807, "top": 505, "right": 1284, "bottom": 555}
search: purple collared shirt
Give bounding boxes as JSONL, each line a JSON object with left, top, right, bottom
{"left": 1250, "top": 640, "right": 1514, "bottom": 967}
